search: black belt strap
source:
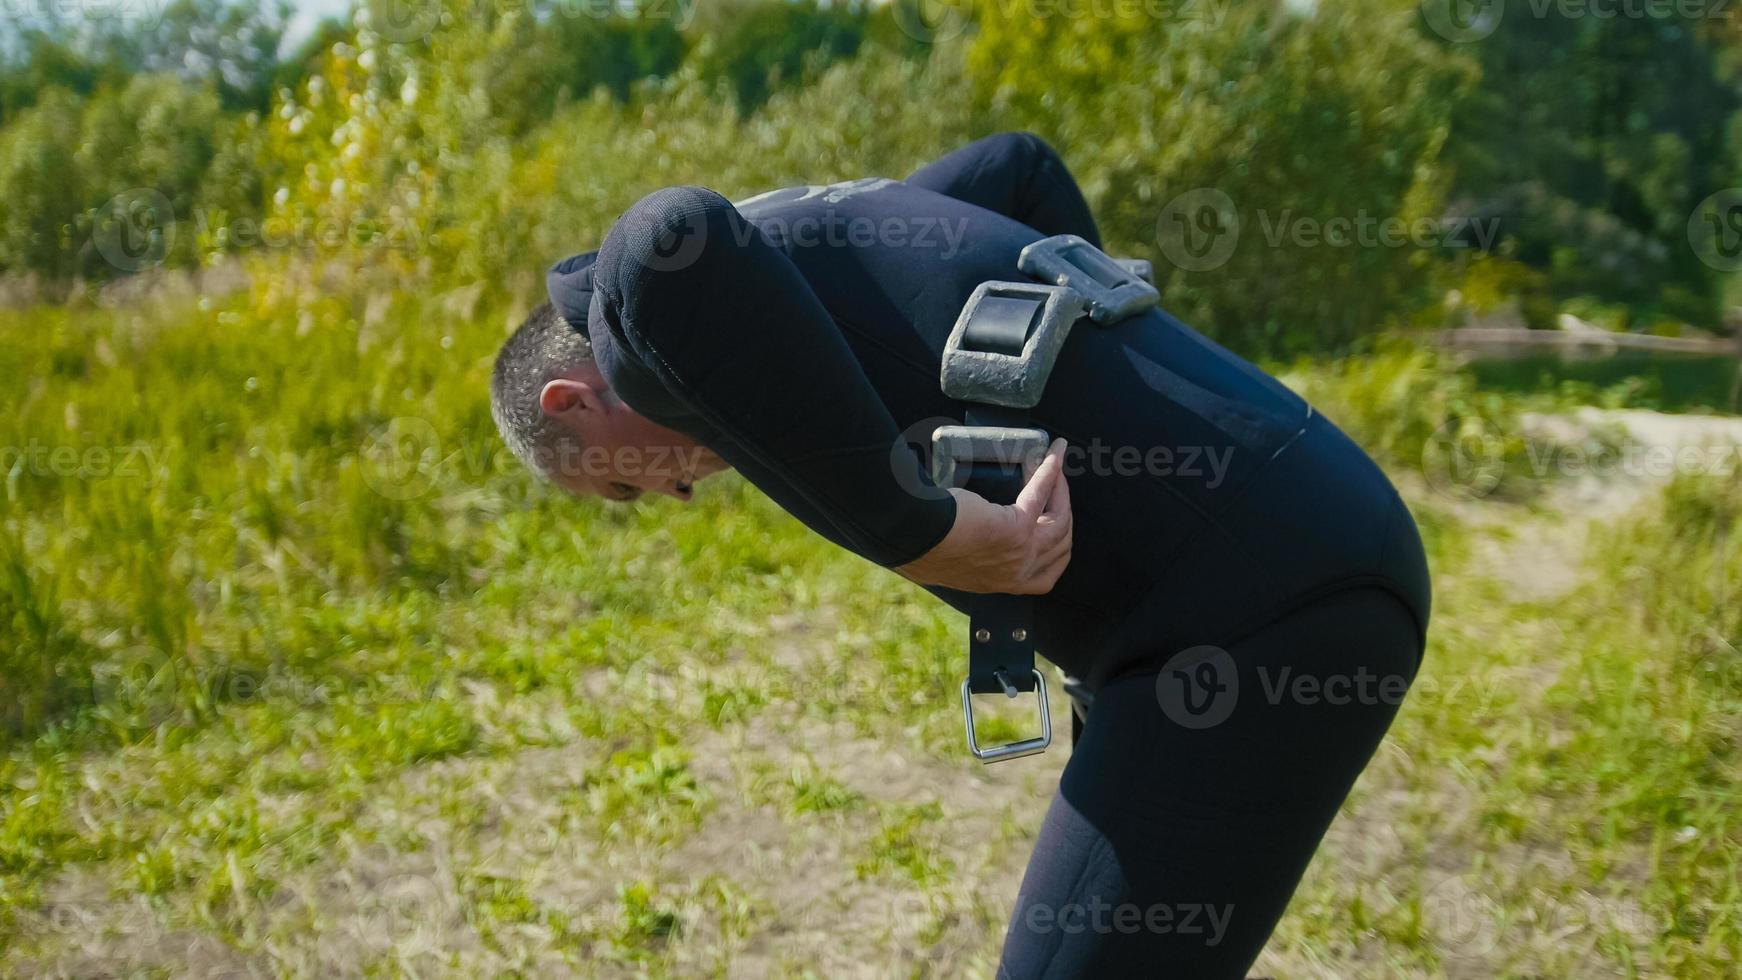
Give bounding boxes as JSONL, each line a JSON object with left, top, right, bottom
{"left": 961, "top": 401, "right": 1041, "bottom": 696}
{"left": 935, "top": 235, "right": 1160, "bottom": 761}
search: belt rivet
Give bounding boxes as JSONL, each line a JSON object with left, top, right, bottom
{"left": 974, "top": 628, "right": 993, "bottom": 643}
{"left": 1012, "top": 629, "right": 1029, "bottom": 642}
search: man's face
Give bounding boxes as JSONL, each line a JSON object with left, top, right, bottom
{"left": 537, "top": 372, "right": 729, "bottom": 503}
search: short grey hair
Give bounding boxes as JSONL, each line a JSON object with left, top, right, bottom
{"left": 491, "top": 302, "right": 595, "bottom": 480}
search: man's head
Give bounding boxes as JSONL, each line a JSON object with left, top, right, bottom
{"left": 490, "top": 302, "right": 724, "bottom": 502}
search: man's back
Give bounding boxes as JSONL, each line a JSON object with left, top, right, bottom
{"left": 748, "top": 178, "right": 1407, "bottom": 671}
{"left": 558, "top": 169, "right": 1422, "bottom": 683}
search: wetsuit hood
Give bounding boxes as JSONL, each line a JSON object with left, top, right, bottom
{"left": 547, "top": 250, "right": 601, "bottom": 338}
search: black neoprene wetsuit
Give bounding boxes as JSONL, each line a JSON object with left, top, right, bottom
{"left": 547, "top": 133, "right": 1432, "bottom": 978}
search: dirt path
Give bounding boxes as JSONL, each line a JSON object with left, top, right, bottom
{"left": 1469, "top": 409, "right": 1742, "bottom": 600}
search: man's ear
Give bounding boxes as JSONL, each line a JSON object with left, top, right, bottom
{"left": 539, "top": 378, "right": 608, "bottom": 420}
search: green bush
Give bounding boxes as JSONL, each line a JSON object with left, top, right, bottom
{"left": 0, "top": 75, "right": 237, "bottom": 281}
{"left": 688, "top": 0, "right": 870, "bottom": 111}
{"left": 0, "top": 90, "right": 84, "bottom": 278}
{"left": 3, "top": 0, "right": 1737, "bottom": 343}
{"left": 968, "top": 0, "right": 1474, "bottom": 354}
{"left": 1443, "top": 1, "right": 1742, "bottom": 329}
{"left": 441, "top": 46, "right": 975, "bottom": 299}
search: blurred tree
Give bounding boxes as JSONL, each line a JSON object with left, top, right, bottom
{"left": 970, "top": 0, "right": 1474, "bottom": 354}
{"left": 0, "top": 32, "right": 113, "bottom": 125}
{"left": 273, "top": 16, "right": 353, "bottom": 100}
{"left": 0, "top": 1, "right": 289, "bottom": 119}
{"left": 0, "top": 90, "right": 84, "bottom": 277}
{"left": 76, "top": 75, "right": 223, "bottom": 208}
{"left": 0, "top": 75, "right": 226, "bottom": 279}
{"left": 1441, "top": 3, "right": 1742, "bottom": 330}
{"left": 689, "top": 0, "right": 868, "bottom": 110}
{"left": 468, "top": 3, "right": 688, "bottom": 137}
{"left": 130, "top": 0, "right": 292, "bottom": 112}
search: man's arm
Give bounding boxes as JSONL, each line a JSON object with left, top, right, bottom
{"left": 588, "top": 185, "right": 957, "bottom": 568}
{"left": 905, "top": 132, "right": 1103, "bottom": 247}
{"left": 586, "top": 184, "right": 1072, "bottom": 593}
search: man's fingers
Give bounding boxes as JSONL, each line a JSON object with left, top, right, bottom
{"left": 1045, "top": 444, "right": 1072, "bottom": 518}
{"left": 1014, "top": 439, "right": 1065, "bottom": 520}
{"left": 1033, "top": 508, "right": 1071, "bottom": 556}
{"left": 1015, "top": 439, "right": 1067, "bottom": 519}
{"left": 1027, "top": 439, "right": 1073, "bottom": 572}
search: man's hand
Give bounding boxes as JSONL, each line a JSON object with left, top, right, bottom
{"left": 896, "top": 438, "right": 1073, "bottom": 595}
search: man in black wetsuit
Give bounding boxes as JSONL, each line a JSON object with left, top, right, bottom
{"left": 490, "top": 133, "right": 1432, "bottom": 978}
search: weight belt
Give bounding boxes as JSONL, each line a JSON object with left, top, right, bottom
{"left": 931, "top": 235, "right": 1159, "bottom": 762}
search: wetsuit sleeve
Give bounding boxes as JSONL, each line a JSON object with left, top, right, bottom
{"left": 588, "top": 185, "right": 957, "bottom": 569}
{"left": 905, "top": 132, "right": 1103, "bottom": 248}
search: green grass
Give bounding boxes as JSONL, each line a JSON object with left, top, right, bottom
{"left": 2, "top": 285, "right": 1738, "bottom": 974}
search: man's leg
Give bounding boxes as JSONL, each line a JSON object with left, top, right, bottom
{"left": 1000, "top": 587, "right": 1424, "bottom": 979}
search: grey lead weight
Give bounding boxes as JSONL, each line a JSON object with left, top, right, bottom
{"left": 939, "top": 280, "right": 1086, "bottom": 410}
{"left": 1018, "top": 234, "right": 1160, "bottom": 325}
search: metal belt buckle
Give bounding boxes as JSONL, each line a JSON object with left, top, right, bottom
{"left": 961, "top": 669, "right": 1052, "bottom": 763}
{"left": 1116, "top": 258, "right": 1154, "bottom": 285}
{"left": 1019, "top": 234, "right": 1160, "bottom": 326}
{"left": 929, "top": 425, "right": 1049, "bottom": 490}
